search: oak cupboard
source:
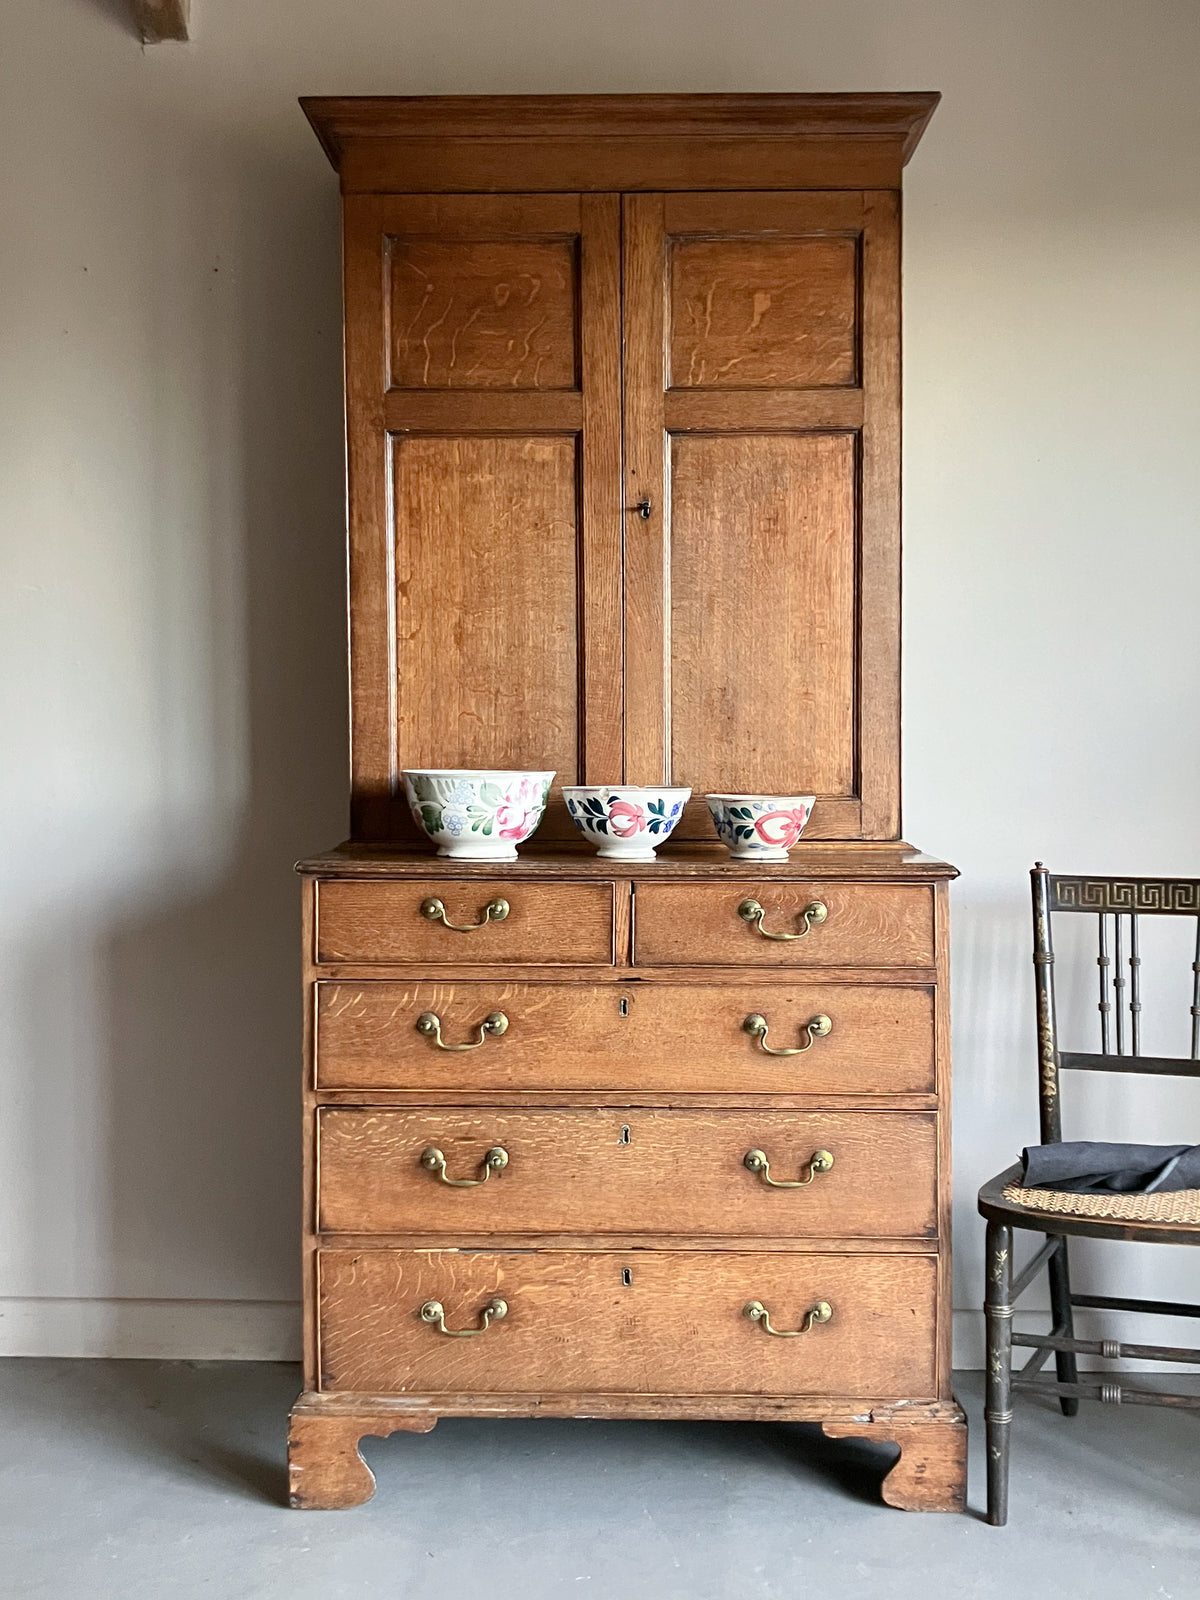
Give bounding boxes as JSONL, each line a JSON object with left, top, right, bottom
{"left": 289, "top": 94, "right": 965, "bottom": 1515}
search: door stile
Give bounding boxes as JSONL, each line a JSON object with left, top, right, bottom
{"left": 858, "top": 190, "right": 902, "bottom": 838}
{"left": 579, "top": 194, "right": 625, "bottom": 785}
{"left": 621, "top": 193, "right": 670, "bottom": 786}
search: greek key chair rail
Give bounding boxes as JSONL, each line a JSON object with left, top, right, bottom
{"left": 1049, "top": 875, "right": 1200, "bottom": 915}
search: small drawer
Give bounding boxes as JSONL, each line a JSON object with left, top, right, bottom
{"left": 634, "top": 882, "right": 935, "bottom": 968}
{"left": 314, "top": 980, "right": 935, "bottom": 1095}
{"left": 316, "top": 1107, "right": 937, "bottom": 1238}
{"left": 314, "top": 879, "right": 616, "bottom": 966}
{"left": 317, "top": 1247, "right": 937, "bottom": 1397}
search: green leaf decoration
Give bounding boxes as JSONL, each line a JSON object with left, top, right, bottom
{"left": 480, "top": 783, "right": 502, "bottom": 805}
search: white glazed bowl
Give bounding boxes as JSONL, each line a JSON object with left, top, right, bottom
{"left": 562, "top": 785, "right": 691, "bottom": 862}
{"left": 705, "top": 794, "right": 815, "bottom": 861}
{"left": 403, "top": 769, "right": 554, "bottom": 860}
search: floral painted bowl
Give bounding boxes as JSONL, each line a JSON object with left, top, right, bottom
{"left": 562, "top": 785, "right": 691, "bottom": 862}
{"left": 705, "top": 794, "right": 815, "bottom": 861}
{"left": 402, "top": 769, "right": 554, "bottom": 860}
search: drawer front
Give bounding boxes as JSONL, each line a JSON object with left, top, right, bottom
{"left": 314, "top": 980, "right": 935, "bottom": 1095}
{"left": 634, "top": 882, "right": 935, "bottom": 967}
{"left": 317, "top": 1108, "right": 937, "bottom": 1238}
{"left": 317, "top": 1247, "right": 937, "bottom": 1397}
{"left": 315, "top": 879, "right": 616, "bottom": 966}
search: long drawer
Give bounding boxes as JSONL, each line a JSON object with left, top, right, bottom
{"left": 315, "top": 879, "right": 617, "bottom": 966}
{"left": 317, "top": 1248, "right": 938, "bottom": 1397}
{"left": 634, "top": 882, "right": 935, "bottom": 967}
{"left": 317, "top": 1108, "right": 937, "bottom": 1238}
{"left": 314, "top": 980, "right": 935, "bottom": 1095}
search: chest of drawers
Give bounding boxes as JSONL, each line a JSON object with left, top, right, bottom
{"left": 288, "top": 847, "right": 965, "bottom": 1511}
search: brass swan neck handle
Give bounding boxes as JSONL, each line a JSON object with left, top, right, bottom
{"left": 415, "top": 1011, "right": 509, "bottom": 1051}
{"left": 420, "top": 895, "right": 510, "bottom": 932}
{"left": 743, "top": 1148, "right": 834, "bottom": 1188}
{"left": 738, "top": 898, "right": 827, "bottom": 941}
{"left": 743, "top": 1012, "right": 832, "bottom": 1056}
{"left": 420, "top": 1144, "right": 510, "bottom": 1186}
{"left": 743, "top": 1299, "right": 833, "bottom": 1337}
{"left": 420, "top": 1298, "right": 508, "bottom": 1337}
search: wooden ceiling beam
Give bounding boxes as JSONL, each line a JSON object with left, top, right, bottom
{"left": 132, "top": 0, "right": 190, "bottom": 43}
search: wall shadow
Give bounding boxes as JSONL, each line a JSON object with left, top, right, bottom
{"left": 73, "top": 122, "right": 346, "bottom": 1322}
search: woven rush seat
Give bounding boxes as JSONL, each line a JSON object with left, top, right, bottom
{"left": 1001, "top": 1180, "right": 1200, "bottom": 1226}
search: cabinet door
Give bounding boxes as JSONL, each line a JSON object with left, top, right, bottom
{"left": 622, "top": 192, "right": 900, "bottom": 840}
{"left": 344, "top": 194, "right": 622, "bottom": 840}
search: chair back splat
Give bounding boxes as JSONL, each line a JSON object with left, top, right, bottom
{"left": 1035, "top": 867, "right": 1200, "bottom": 1132}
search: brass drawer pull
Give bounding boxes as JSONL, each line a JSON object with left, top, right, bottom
{"left": 743, "top": 1299, "right": 833, "bottom": 1337}
{"left": 743, "top": 1012, "right": 832, "bottom": 1055}
{"left": 738, "top": 898, "right": 827, "bottom": 941}
{"left": 744, "top": 1148, "right": 834, "bottom": 1187}
{"left": 420, "top": 1297, "right": 508, "bottom": 1337}
{"left": 420, "top": 1144, "right": 510, "bottom": 1186}
{"left": 415, "top": 1010, "right": 509, "bottom": 1051}
{"left": 420, "top": 895, "right": 510, "bottom": 932}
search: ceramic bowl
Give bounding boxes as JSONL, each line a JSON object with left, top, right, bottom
{"left": 403, "top": 769, "right": 554, "bottom": 860}
{"left": 705, "top": 794, "right": 815, "bottom": 861}
{"left": 562, "top": 785, "right": 691, "bottom": 862}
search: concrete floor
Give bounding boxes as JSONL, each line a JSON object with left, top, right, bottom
{"left": 1, "top": 1363, "right": 1196, "bottom": 1599}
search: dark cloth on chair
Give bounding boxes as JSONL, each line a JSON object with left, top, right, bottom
{"left": 1022, "top": 1141, "right": 1200, "bottom": 1194}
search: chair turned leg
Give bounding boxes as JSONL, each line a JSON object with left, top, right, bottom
{"left": 984, "top": 1219, "right": 1013, "bottom": 1526}
{"left": 1046, "top": 1234, "right": 1079, "bottom": 1417}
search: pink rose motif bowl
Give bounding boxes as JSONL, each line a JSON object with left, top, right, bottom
{"left": 705, "top": 794, "right": 815, "bottom": 861}
{"left": 562, "top": 785, "right": 691, "bottom": 862}
{"left": 402, "top": 769, "right": 554, "bottom": 860}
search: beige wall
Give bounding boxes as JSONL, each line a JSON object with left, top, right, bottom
{"left": 1, "top": 0, "right": 1198, "bottom": 1360}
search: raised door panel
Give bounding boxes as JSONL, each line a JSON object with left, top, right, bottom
{"left": 670, "top": 432, "right": 855, "bottom": 798}
{"left": 388, "top": 240, "right": 578, "bottom": 390}
{"left": 344, "top": 193, "right": 621, "bottom": 840}
{"left": 393, "top": 435, "right": 579, "bottom": 779}
{"left": 669, "top": 237, "right": 857, "bottom": 389}
{"left": 623, "top": 191, "right": 900, "bottom": 841}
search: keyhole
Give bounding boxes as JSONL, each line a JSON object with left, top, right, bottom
{"left": 620, "top": 1125, "right": 631, "bottom": 1145}
{"left": 619, "top": 996, "right": 629, "bottom": 1017}
{"left": 622, "top": 1268, "right": 633, "bottom": 1287}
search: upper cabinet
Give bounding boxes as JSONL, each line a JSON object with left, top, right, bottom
{"left": 304, "top": 95, "right": 939, "bottom": 843}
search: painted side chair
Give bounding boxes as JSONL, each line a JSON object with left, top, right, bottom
{"left": 978, "top": 865, "right": 1200, "bottom": 1525}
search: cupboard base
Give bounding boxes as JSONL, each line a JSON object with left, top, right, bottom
{"left": 287, "top": 1390, "right": 966, "bottom": 1511}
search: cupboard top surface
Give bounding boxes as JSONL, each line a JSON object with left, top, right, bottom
{"left": 296, "top": 841, "right": 957, "bottom": 883}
